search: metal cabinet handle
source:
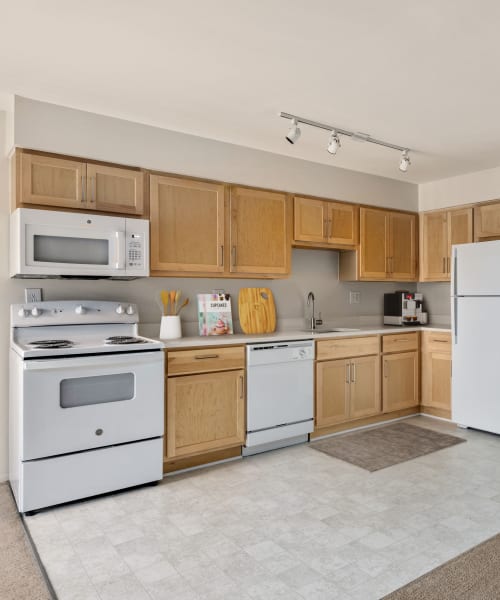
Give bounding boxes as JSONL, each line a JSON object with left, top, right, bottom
{"left": 432, "top": 339, "right": 448, "bottom": 344}
{"left": 220, "top": 245, "right": 224, "bottom": 267}
{"left": 346, "top": 363, "right": 350, "bottom": 384}
{"left": 384, "top": 360, "right": 389, "bottom": 378}
{"left": 447, "top": 257, "right": 450, "bottom": 274}
{"left": 323, "top": 219, "right": 327, "bottom": 238}
{"left": 194, "top": 354, "right": 219, "bottom": 360}
{"left": 81, "top": 175, "right": 86, "bottom": 204}
{"left": 239, "top": 375, "right": 244, "bottom": 399}
{"left": 328, "top": 219, "right": 333, "bottom": 238}
{"left": 231, "top": 246, "right": 237, "bottom": 267}
{"left": 89, "top": 176, "right": 95, "bottom": 204}
{"left": 351, "top": 362, "right": 356, "bottom": 383}
{"left": 442, "top": 257, "right": 446, "bottom": 273}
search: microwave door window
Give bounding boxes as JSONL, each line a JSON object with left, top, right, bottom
{"left": 33, "top": 235, "right": 109, "bottom": 265}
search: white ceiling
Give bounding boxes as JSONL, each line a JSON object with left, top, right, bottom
{"left": 1, "top": 1, "right": 500, "bottom": 184}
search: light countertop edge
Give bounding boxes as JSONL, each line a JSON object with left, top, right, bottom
{"left": 152, "top": 325, "right": 451, "bottom": 349}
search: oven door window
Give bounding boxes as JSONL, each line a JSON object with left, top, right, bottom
{"left": 60, "top": 373, "right": 135, "bottom": 408}
{"left": 33, "top": 235, "right": 109, "bottom": 265}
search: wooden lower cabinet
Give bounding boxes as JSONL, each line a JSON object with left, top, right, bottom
{"left": 316, "top": 354, "right": 380, "bottom": 429}
{"left": 382, "top": 351, "right": 419, "bottom": 412}
{"left": 421, "top": 332, "right": 451, "bottom": 415}
{"left": 166, "top": 369, "right": 245, "bottom": 459}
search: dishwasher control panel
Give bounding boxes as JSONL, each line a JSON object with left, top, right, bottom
{"left": 246, "top": 340, "right": 315, "bottom": 366}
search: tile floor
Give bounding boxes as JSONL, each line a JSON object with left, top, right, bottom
{"left": 26, "top": 416, "right": 500, "bottom": 600}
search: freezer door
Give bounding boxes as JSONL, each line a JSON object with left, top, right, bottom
{"left": 453, "top": 240, "right": 500, "bottom": 296}
{"left": 452, "top": 297, "right": 500, "bottom": 434}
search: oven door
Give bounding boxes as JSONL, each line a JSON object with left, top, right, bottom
{"left": 22, "top": 351, "right": 164, "bottom": 460}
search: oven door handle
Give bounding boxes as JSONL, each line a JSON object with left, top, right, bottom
{"left": 23, "top": 351, "right": 163, "bottom": 371}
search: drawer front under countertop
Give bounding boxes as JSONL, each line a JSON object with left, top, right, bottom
{"left": 167, "top": 345, "right": 245, "bottom": 376}
{"left": 382, "top": 332, "right": 419, "bottom": 353}
{"left": 316, "top": 336, "right": 380, "bottom": 360}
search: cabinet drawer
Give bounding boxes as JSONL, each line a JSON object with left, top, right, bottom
{"left": 317, "top": 336, "right": 380, "bottom": 361}
{"left": 167, "top": 346, "right": 245, "bottom": 376}
{"left": 422, "top": 331, "right": 451, "bottom": 353}
{"left": 382, "top": 332, "right": 419, "bottom": 353}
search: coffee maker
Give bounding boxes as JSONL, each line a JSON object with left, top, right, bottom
{"left": 383, "top": 291, "right": 428, "bottom": 326}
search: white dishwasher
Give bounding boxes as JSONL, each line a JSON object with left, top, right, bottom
{"left": 243, "top": 340, "right": 314, "bottom": 456}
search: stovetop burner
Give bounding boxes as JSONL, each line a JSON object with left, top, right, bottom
{"left": 104, "top": 336, "right": 147, "bottom": 345}
{"left": 28, "top": 339, "right": 75, "bottom": 349}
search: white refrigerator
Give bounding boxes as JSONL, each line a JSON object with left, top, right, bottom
{"left": 452, "top": 240, "right": 500, "bottom": 434}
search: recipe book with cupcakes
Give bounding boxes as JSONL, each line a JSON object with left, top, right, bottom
{"left": 197, "top": 292, "right": 234, "bottom": 336}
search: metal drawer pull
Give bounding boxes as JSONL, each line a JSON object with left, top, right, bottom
{"left": 345, "top": 363, "right": 350, "bottom": 384}
{"left": 432, "top": 339, "right": 448, "bottom": 343}
{"left": 220, "top": 245, "right": 224, "bottom": 267}
{"left": 351, "top": 362, "right": 356, "bottom": 383}
{"left": 194, "top": 354, "right": 219, "bottom": 359}
{"left": 231, "top": 246, "right": 237, "bottom": 267}
{"left": 81, "top": 175, "right": 86, "bottom": 203}
{"left": 384, "top": 361, "right": 389, "bottom": 378}
{"left": 442, "top": 257, "right": 446, "bottom": 273}
{"left": 90, "top": 176, "right": 96, "bottom": 203}
{"left": 239, "top": 375, "right": 244, "bottom": 399}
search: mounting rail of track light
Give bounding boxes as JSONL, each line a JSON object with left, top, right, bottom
{"left": 280, "top": 111, "right": 412, "bottom": 172}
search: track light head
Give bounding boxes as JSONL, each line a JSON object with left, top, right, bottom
{"left": 327, "top": 131, "right": 341, "bottom": 155}
{"left": 286, "top": 118, "right": 301, "bottom": 144}
{"left": 399, "top": 150, "right": 411, "bottom": 173}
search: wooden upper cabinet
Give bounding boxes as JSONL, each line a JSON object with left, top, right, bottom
{"left": 150, "top": 175, "right": 225, "bottom": 274}
{"left": 388, "top": 212, "right": 417, "bottom": 280}
{"left": 293, "top": 196, "right": 358, "bottom": 248}
{"left": 20, "top": 152, "right": 87, "bottom": 209}
{"left": 359, "top": 207, "right": 388, "bottom": 279}
{"left": 229, "top": 186, "right": 290, "bottom": 275}
{"left": 15, "top": 150, "right": 145, "bottom": 216}
{"left": 475, "top": 201, "right": 500, "bottom": 240}
{"left": 341, "top": 207, "right": 417, "bottom": 282}
{"left": 87, "top": 164, "right": 144, "bottom": 215}
{"left": 420, "top": 207, "right": 473, "bottom": 281}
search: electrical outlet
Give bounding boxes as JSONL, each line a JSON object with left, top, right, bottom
{"left": 25, "top": 288, "right": 42, "bottom": 303}
{"left": 349, "top": 291, "right": 361, "bottom": 304}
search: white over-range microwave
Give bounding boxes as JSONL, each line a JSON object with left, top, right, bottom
{"left": 10, "top": 208, "right": 149, "bottom": 279}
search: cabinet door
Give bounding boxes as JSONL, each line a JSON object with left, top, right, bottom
{"left": 316, "top": 359, "right": 350, "bottom": 428}
{"left": 420, "top": 211, "right": 448, "bottom": 281}
{"left": 166, "top": 370, "right": 245, "bottom": 458}
{"left": 21, "top": 153, "right": 86, "bottom": 209}
{"left": 150, "top": 175, "right": 225, "bottom": 273}
{"left": 389, "top": 212, "right": 417, "bottom": 280}
{"left": 349, "top": 355, "right": 381, "bottom": 419}
{"left": 327, "top": 202, "right": 359, "bottom": 246}
{"left": 294, "top": 196, "right": 327, "bottom": 243}
{"left": 474, "top": 202, "right": 500, "bottom": 240}
{"left": 422, "top": 351, "right": 451, "bottom": 411}
{"left": 359, "top": 208, "right": 388, "bottom": 279}
{"left": 229, "top": 187, "right": 289, "bottom": 275}
{"left": 382, "top": 351, "right": 419, "bottom": 412}
{"left": 87, "top": 164, "right": 144, "bottom": 215}
{"left": 448, "top": 207, "right": 473, "bottom": 264}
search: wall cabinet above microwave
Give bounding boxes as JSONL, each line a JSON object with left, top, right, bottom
{"left": 12, "top": 150, "right": 145, "bottom": 217}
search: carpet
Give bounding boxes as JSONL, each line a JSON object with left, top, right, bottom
{"left": 383, "top": 533, "right": 500, "bottom": 599}
{"left": 0, "top": 483, "right": 54, "bottom": 600}
{"left": 309, "top": 421, "right": 465, "bottom": 471}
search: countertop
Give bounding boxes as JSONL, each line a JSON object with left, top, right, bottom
{"left": 146, "top": 324, "right": 451, "bottom": 350}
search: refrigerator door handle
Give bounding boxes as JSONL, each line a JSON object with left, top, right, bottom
{"left": 453, "top": 296, "right": 458, "bottom": 344}
{"left": 452, "top": 250, "right": 458, "bottom": 296}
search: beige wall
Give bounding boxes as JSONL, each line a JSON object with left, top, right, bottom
{"left": 419, "top": 165, "right": 500, "bottom": 211}
{"left": 0, "top": 96, "right": 419, "bottom": 482}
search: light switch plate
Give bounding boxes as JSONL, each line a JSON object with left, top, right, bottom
{"left": 349, "top": 291, "right": 361, "bottom": 304}
{"left": 25, "top": 288, "right": 42, "bottom": 303}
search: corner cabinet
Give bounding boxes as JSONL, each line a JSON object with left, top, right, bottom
{"left": 420, "top": 207, "right": 473, "bottom": 281}
{"left": 165, "top": 346, "right": 246, "bottom": 463}
{"left": 339, "top": 207, "right": 417, "bottom": 282}
{"left": 14, "top": 150, "right": 145, "bottom": 215}
{"left": 293, "top": 196, "right": 359, "bottom": 248}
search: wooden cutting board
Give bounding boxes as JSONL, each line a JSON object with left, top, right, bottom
{"left": 238, "top": 288, "right": 277, "bottom": 334}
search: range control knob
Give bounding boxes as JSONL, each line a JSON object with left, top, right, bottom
{"left": 75, "top": 305, "right": 86, "bottom": 315}
{"left": 31, "top": 307, "right": 42, "bottom": 317}
{"left": 126, "top": 305, "right": 135, "bottom": 315}
{"left": 18, "top": 308, "right": 29, "bottom": 318}
{"left": 116, "top": 304, "right": 125, "bottom": 315}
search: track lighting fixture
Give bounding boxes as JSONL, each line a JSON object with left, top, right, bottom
{"left": 327, "top": 131, "right": 341, "bottom": 155}
{"left": 280, "top": 112, "right": 412, "bottom": 172}
{"left": 285, "top": 118, "right": 301, "bottom": 144}
{"left": 399, "top": 150, "right": 410, "bottom": 173}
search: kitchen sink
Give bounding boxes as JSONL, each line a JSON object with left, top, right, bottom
{"left": 301, "top": 328, "right": 361, "bottom": 334}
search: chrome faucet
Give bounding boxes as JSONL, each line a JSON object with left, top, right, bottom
{"left": 307, "top": 292, "right": 316, "bottom": 330}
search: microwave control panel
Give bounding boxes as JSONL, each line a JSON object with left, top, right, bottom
{"left": 127, "top": 234, "right": 144, "bottom": 268}
{"left": 125, "top": 218, "right": 149, "bottom": 275}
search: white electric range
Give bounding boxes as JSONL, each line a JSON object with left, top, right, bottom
{"left": 10, "top": 300, "right": 165, "bottom": 514}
